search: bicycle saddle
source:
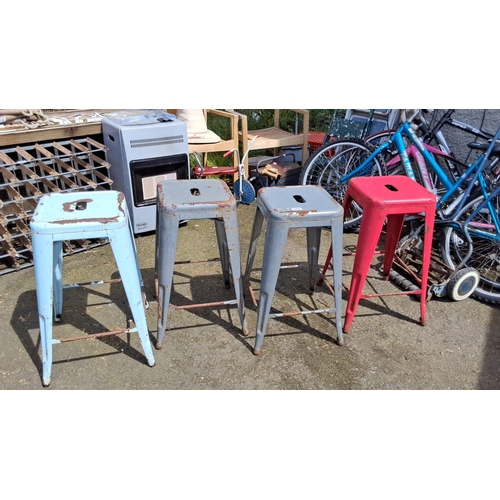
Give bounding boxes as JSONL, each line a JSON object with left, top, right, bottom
{"left": 468, "top": 141, "right": 500, "bottom": 156}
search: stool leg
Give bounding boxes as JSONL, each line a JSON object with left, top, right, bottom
{"left": 317, "top": 190, "right": 353, "bottom": 281}
{"left": 155, "top": 207, "right": 160, "bottom": 298}
{"left": 53, "top": 240, "right": 63, "bottom": 322}
{"left": 419, "top": 212, "right": 435, "bottom": 326}
{"left": 306, "top": 227, "right": 322, "bottom": 294}
{"left": 214, "top": 218, "right": 231, "bottom": 289}
{"left": 319, "top": 244, "right": 333, "bottom": 284}
{"left": 243, "top": 206, "right": 265, "bottom": 292}
{"left": 330, "top": 220, "right": 345, "bottom": 346}
{"left": 109, "top": 225, "right": 155, "bottom": 367}
{"left": 156, "top": 214, "right": 180, "bottom": 349}
{"left": 254, "top": 222, "right": 288, "bottom": 355}
{"left": 127, "top": 220, "right": 149, "bottom": 309}
{"left": 382, "top": 214, "right": 405, "bottom": 277}
{"left": 222, "top": 210, "right": 249, "bottom": 337}
{"left": 32, "top": 233, "right": 55, "bottom": 387}
{"left": 343, "top": 209, "right": 385, "bottom": 334}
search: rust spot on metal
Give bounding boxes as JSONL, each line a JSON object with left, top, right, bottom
{"left": 52, "top": 217, "right": 119, "bottom": 225}
{"left": 58, "top": 329, "right": 132, "bottom": 343}
{"left": 270, "top": 208, "right": 318, "bottom": 216}
{"left": 62, "top": 198, "right": 93, "bottom": 213}
{"left": 117, "top": 192, "right": 125, "bottom": 215}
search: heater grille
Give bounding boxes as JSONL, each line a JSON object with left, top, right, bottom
{"left": 130, "top": 135, "right": 185, "bottom": 148}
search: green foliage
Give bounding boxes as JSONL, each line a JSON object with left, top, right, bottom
{"left": 233, "top": 109, "right": 344, "bottom": 132}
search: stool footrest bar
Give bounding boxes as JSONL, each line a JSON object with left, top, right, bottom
{"left": 268, "top": 308, "right": 336, "bottom": 319}
{"left": 359, "top": 290, "right": 422, "bottom": 299}
{"left": 170, "top": 299, "right": 238, "bottom": 311}
{"left": 53, "top": 327, "right": 138, "bottom": 344}
{"left": 63, "top": 278, "right": 122, "bottom": 289}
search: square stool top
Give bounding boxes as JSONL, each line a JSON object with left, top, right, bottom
{"left": 257, "top": 185, "right": 343, "bottom": 223}
{"left": 346, "top": 176, "right": 437, "bottom": 210}
{"left": 157, "top": 179, "right": 235, "bottom": 213}
{"left": 31, "top": 190, "right": 128, "bottom": 234}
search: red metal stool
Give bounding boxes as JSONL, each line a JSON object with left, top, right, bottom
{"left": 323, "top": 175, "right": 436, "bottom": 333}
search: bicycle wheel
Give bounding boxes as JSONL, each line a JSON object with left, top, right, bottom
{"left": 441, "top": 194, "right": 500, "bottom": 303}
{"left": 233, "top": 177, "right": 256, "bottom": 205}
{"left": 299, "top": 138, "right": 386, "bottom": 228}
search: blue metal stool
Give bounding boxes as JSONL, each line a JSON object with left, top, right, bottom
{"left": 155, "top": 179, "right": 249, "bottom": 349}
{"left": 244, "top": 185, "right": 344, "bottom": 355}
{"left": 30, "top": 190, "right": 155, "bottom": 387}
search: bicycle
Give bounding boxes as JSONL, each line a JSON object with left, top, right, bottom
{"left": 298, "top": 111, "right": 454, "bottom": 227}
{"left": 308, "top": 113, "right": 500, "bottom": 303}
{"left": 364, "top": 109, "right": 497, "bottom": 182}
{"left": 299, "top": 110, "right": 499, "bottom": 226}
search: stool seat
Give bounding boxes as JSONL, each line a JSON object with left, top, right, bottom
{"left": 30, "top": 190, "right": 155, "bottom": 387}
{"left": 333, "top": 176, "right": 436, "bottom": 334}
{"left": 342, "top": 175, "right": 437, "bottom": 211}
{"left": 31, "top": 192, "right": 129, "bottom": 234}
{"left": 257, "top": 185, "right": 344, "bottom": 223}
{"left": 155, "top": 179, "right": 248, "bottom": 349}
{"left": 158, "top": 177, "right": 234, "bottom": 210}
{"left": 244, "top": 185, "right": 344, "bottom": 354}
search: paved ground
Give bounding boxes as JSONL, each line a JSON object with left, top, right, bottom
{"left": 1, "top": 201, "right": 500, "bottom": 390}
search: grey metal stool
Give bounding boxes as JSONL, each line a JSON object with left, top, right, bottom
{"left": 244, "top": 185, "right": 344, "bottom": 355}
{"left": 155, "top": 179, "right": 249, "bottom": 349}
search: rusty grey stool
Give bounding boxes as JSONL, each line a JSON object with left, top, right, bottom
{"left": 30, "top": 190, "right": 155, "bottom": 387}
{"left": 155, "top": 179, "right": 249, "bottom": 349}
{"left": 244, "top": 185, "right": 344, "bottom": 355}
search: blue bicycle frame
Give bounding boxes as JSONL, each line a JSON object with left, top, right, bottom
{"left": 339, "top": 121, "right": 500, "bottom": 245}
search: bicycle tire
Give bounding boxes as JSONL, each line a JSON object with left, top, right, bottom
{"left": 441, "top": 194, "right": 500, "bottom": 303}
{"left": 299, "top": 138, "right": 386, "bottom": 228}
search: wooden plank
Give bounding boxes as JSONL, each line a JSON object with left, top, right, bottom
{"left": 84, "top": 166, "right": 112, "bottom": 185}
{"left": 33, "top": 143, "right": 54, "bottom": 158}
{"left": 39, "top": 176, "right": 62, "bottom": 193}
{"left": 71, "top": 155, "right": 95, "bottom": 170}
{"left": 87, "top": 152, "right": 111, "bottom": 169}
{"left": 22, "top": 181, "right": 43, "bottom": 198}
{"left": 35, "top": 160, "right": 59, "bottom": 177}
{"left": 51, "top": 142, "right": 73, "bottom": 157}
{"left": 53, "top": 157, "right": 98, "bottom": 188}
{"left": 0, "top": 122, "right": 103, "bottom": 148}
{"left": 56, "top": 174, "right": 79, "bottom": 190}
{"left": 0, "top": 151, "right": 14, "bottom": 165}
{"left": 86, "top": 137, "right": 108, "bottom": 151}
{"left": 68, "top": 139, "right": 110, "bottom": 168}
{"left": 12, "top": 219, "right": 32, "bottom": 249}
{"left": 69, "top": 139, "right": 90, "bottom": 153}
{"left": 14, "top": 146, "right": 36, "bottom": 163}
{"left": 0, "top": 165, "right": 18, "bottom": 183}
{"left": 0, "top": 225, "right": 18, "bottom": 257}
{"left": 3, "top": 184, "right": 23, "bottom": 202}
{"left": 15, "top": 162, "right": 39, "bottom": 181}
{"left": 5, "top": 200, "right": 28, "bottom": 219}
